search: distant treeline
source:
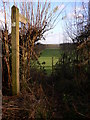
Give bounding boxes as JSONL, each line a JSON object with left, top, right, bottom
{"left": 35, "top": 42, "right": 77, "bottom": 51}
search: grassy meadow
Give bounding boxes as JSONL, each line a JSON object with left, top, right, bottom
{"left": 38, "top": 48, "right": 60, "bottom": 74}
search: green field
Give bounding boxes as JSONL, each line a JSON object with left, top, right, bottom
{"left": 39, "top": 48, "right": 60, "bottom": 74}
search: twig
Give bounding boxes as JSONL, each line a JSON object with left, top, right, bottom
{"left": 72, "top": 103, "right": 90, "bottom": 119}
{"left": 3, "top": 107, "right": 30, "bottom": 111}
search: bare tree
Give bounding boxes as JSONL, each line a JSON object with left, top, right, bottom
{"left": 62, "top": 1, "right": 90, "bottom": 64}
{"left": 18, "top": 1, "right": 65, "bottom": 83}
{"left": 1, "top": 0, "right": 65, "bottom": 91}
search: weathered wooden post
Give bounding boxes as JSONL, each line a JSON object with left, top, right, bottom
{"left": 11, "top": 6, "right": 19, "bottom": 95}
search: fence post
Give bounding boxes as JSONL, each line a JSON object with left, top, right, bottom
{"left": 11, "top": 6, "right": 19, "bottom": 95}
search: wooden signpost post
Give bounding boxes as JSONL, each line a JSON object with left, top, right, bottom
{"left": 11, "top": 5, "right": 27, "bottom": 95}
{"left": 11, "top": 6, "right": 19, "bottom": 95}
